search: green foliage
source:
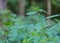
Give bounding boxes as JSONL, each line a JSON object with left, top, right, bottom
{"left": 0, "top": 10, "right": 60, "bottom": 43}
{"left": 0, "top": 0, "right": 60, "bottom": 43}
{"left": 7, "top": 0, "right": 60, "bottom": 14}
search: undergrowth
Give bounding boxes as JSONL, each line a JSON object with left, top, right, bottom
{"left": 0, "top": 10, "right": 60, "bottom": 43}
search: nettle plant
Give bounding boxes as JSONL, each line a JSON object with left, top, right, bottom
{"left": 0, "top": 10, "right": 60, "bottom": 43}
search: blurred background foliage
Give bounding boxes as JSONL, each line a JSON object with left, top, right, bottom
{"left": 7, "top": 0, "right": 60, "bottom": 14}
{"left": 0, "top": 0, "right": 60, "bottom": 43}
